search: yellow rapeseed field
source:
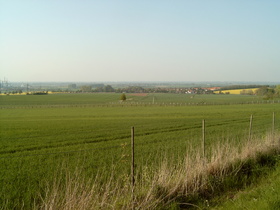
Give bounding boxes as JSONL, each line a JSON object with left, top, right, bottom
{"left": 214, "top": 88, "right": 259, "bottom": 95}
{"left": 0, "top": 91, "right": 54, "bottom": 96}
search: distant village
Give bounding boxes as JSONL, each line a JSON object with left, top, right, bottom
{"left": 1, "top": 79, "right": 277, "bottom": 97}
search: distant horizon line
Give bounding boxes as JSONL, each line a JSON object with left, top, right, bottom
{"left": 3, "top": 80, "right": 280, "bottom": 84}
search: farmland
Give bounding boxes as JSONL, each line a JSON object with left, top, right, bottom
{"left": 214, "top": 88, "right": 258, "bottom": 95}
{"left": 0, "top": 93, "right": 280, "bottom": 209}
{"left": 0, "top": 92, "right": 276, "bottom": 107}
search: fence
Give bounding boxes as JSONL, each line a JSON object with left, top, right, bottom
{"left": 1, "top": 99, "right": 280, "bottom": 109}
{"left": 1, "top": 112, "right": 278, "bottom": 182}
{"left": 1, "top": 112, "right": 279, "bottom": 209}
{"left": 1, "top": 113, "right": 277, "bottom": 160}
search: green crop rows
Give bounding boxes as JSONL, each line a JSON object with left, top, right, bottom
{"left": 0, "top": 92, "right": 277, "bottom": 107}
{"left": 0, "top": 93, "right": 279, "bottom": 209}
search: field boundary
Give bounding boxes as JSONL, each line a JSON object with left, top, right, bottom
{"left": 1, "top": 99, "right": 280, "bottom": 109}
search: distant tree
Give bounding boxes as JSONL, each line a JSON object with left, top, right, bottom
{"left": 247, "top": 90, "right": 254, "bottom": 95}
{"left": 240, "top": 89, "right": 254, "bottom": 95}
{"left": 120, "top": 93, "right": 126, "bottom": 101}
{"left": 264, "top": 89, "right": 275, "bottom": 100}
{"left": 80, "top": 85, "right": 92, "bottom": 92}
{"left": 104, "top": 85, "right": 115, "bottom": 92}
{"left": 255, "top": 86, "right": 269, "bottom": 96}
{"left": 275, "top": 85, "right": 280, "bottom": 97}
{"left": 255, "top": 86, "right": 275, "bottom": 99}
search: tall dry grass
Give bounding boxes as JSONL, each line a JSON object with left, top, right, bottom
{"left": 38, "top": 132, "right": 280, "bottom": 209}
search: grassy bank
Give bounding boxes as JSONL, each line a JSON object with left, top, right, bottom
{"left": 214, "top": 158, "right": 280, "bottom": 209}
{"left": 32, "top": 132, "right": 280, "bottom": 209}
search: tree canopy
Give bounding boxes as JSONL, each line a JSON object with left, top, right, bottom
{"left": 120, "top": 93, "right": 126, "bottom": 101}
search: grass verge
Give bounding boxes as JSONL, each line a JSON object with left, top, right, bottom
{"left": 213, "top": 159, "right": 280, "bottom": 210}
{"left": 34, "top": 132, "right": 280, "bottom": 209}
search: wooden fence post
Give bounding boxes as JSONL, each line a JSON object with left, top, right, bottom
{"left": 202, "top": 119, "right": 205, "bottom": 160}
{"left": 249, "top": 115, "right": 253, "bottom": 141}
{"left": 131, "top": 126, "right": 135, "bottom": 205}
{"left": 272, "top": 112, "right": 275, "bottom": 144}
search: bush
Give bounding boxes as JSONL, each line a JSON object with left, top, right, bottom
{"left": 120, "top": 93, "right": 126, "bottom": 101}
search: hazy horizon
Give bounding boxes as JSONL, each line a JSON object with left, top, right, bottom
{"left": 3, "top": 80, "right": 279, "bottom": 86}
{"left": 1, "top": 1, "right": 280, "bottom": 82}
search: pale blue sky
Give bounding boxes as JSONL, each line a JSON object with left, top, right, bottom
{"left": 1, "top": 0, "right": 279, "bottom": 82}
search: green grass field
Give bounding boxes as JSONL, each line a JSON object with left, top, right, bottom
{"left": 0, "top": 93, "right": 279, "bottom": 209}
{"left": 0, "top": 92, "right": 276, "bottom": 107}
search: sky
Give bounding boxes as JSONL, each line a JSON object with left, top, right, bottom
{"left": 0, "top": 0, "right": 280, "bottom": 82}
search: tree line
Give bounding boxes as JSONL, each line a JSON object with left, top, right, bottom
{"left": 255, "top": 86, "right": 280, "bottom": 99}
{"left": 76, "top": 85, "right": 214, "bottom": 94}
{"left": 219, "top": 85, "right": 265, "bottom": 91}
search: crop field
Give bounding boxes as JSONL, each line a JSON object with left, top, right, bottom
{"left": 0, "top": 92, "right": 276, "bottom": 107}
{"left": 214, "top": 88, "right": 258, "bottom": 94}
{"left": 0, "top": 93, "right": 280, "bottom": 209}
